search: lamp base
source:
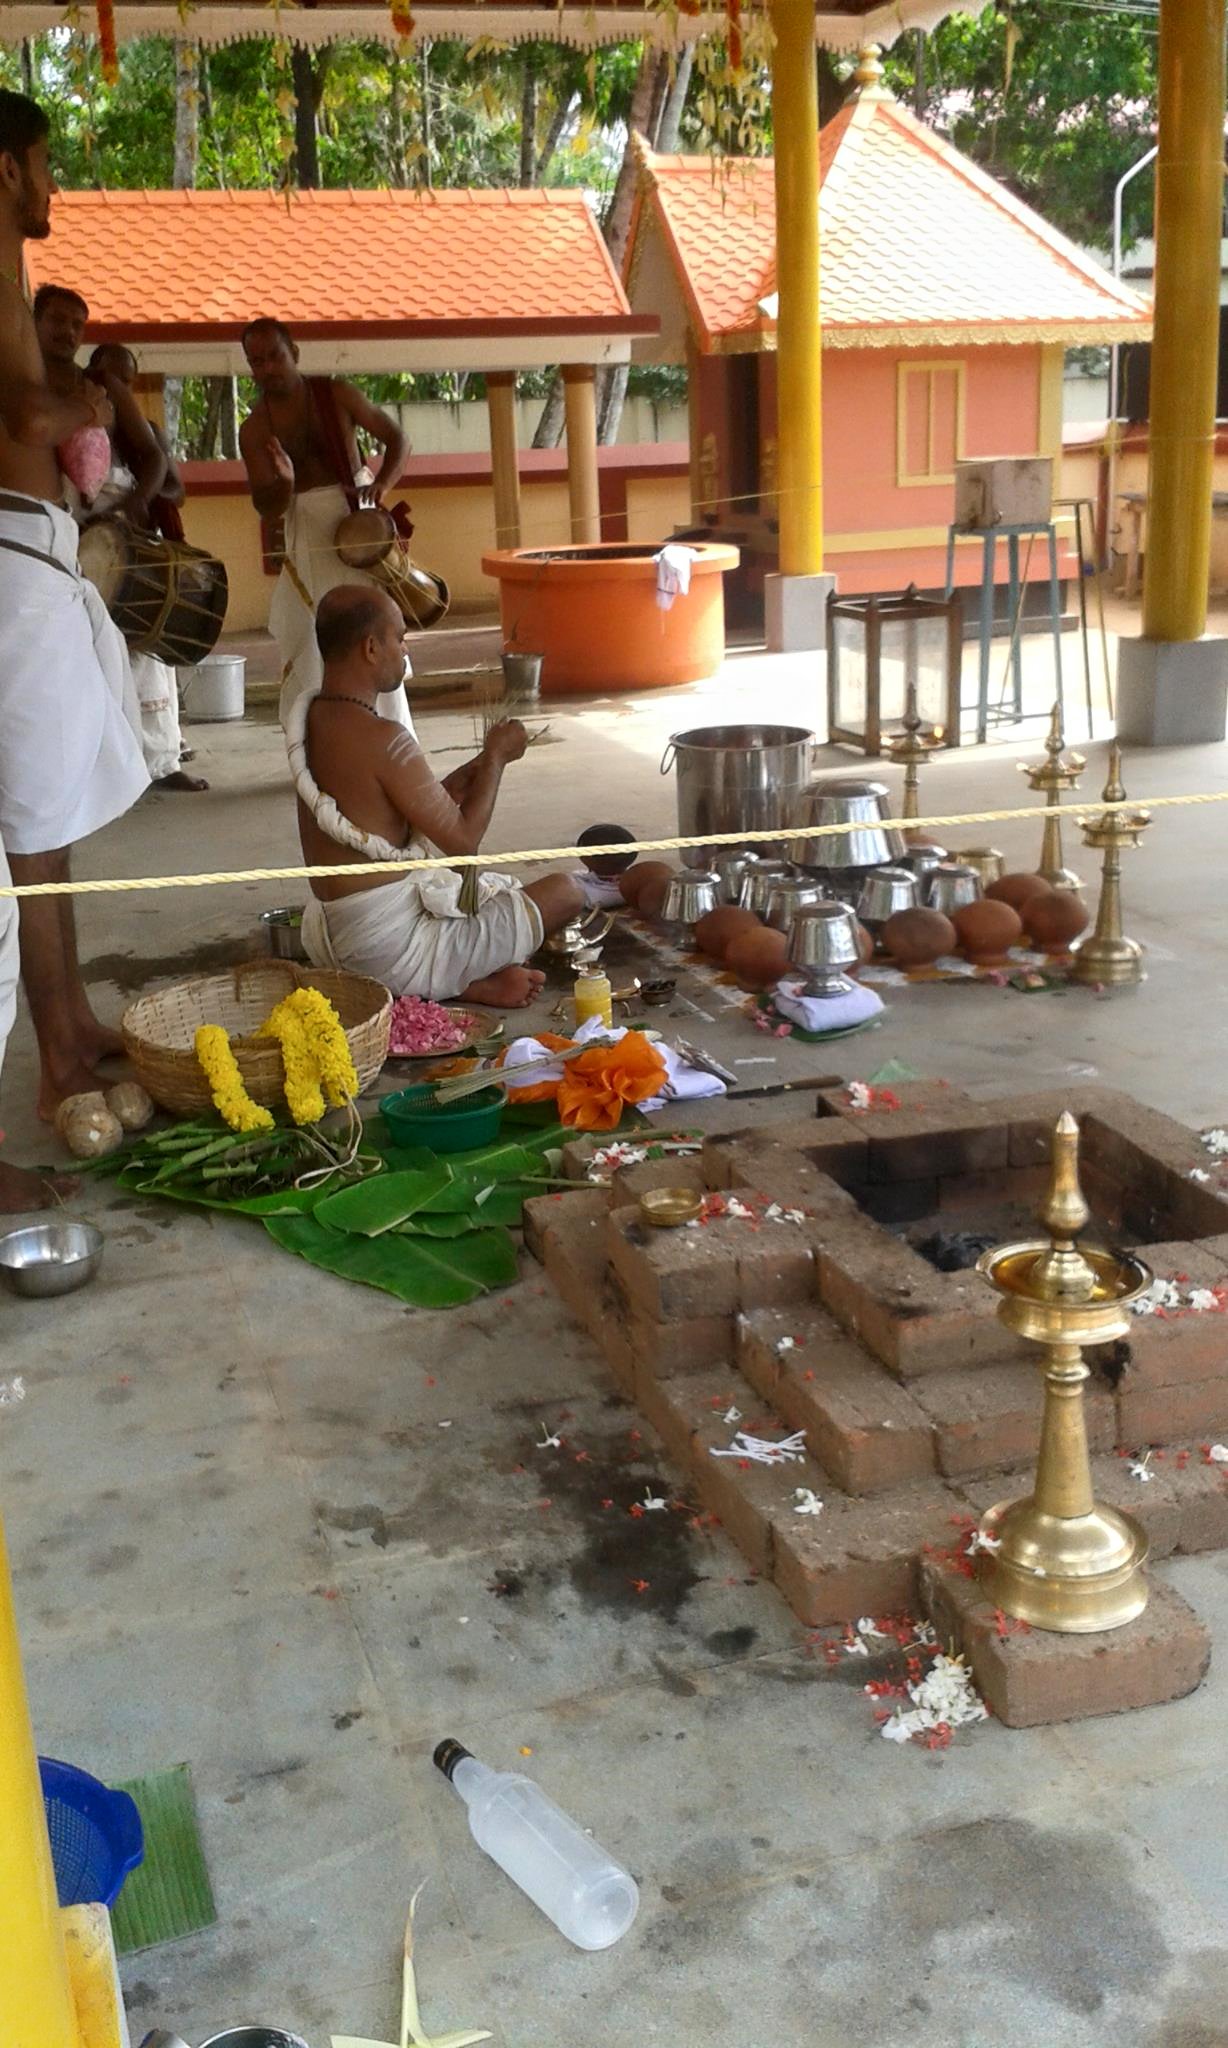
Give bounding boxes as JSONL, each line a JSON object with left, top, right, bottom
{"left": 1069, "top": 932, "right": 1143, "bottom": 987}
{"left": 978, "top": 1495, "right": 1150, "bottom": 1633}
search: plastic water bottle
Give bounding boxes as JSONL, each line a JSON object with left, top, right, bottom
{"left": 434, "top": 1738, "right": 639, "bottom": 1950}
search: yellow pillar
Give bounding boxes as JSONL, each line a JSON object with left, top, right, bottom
{"left": 562, "top": 365, "right": 601, "bottom": 544}
{"left": 486, "top": 372, "right": 523, "bottom": 551}
{"left": 0, "top": 1507, "right": 80, "bottom": 2048}
{"left": 1141, "top": 0, "right": 1226, "bottom": 643}
{"left": 768, "top": 0, "right": 823, "bottom": 577}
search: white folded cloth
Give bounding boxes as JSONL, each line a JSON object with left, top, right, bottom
{"left": 655, "top": 544, "right": 698, "bottom": 611}
{"left": 503, "top": 1017, "right": 725, "bottom": 1113}
{"left": 772, "top": 977, "right": 884, "bottom": 1033}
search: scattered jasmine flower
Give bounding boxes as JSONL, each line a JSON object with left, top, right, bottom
{"left": 793, "top": 1487, "right": 824, "bottom": 1516}
{"left": 1189, "top": 1168, "right": 1212, "bottom": 1184}
{"left": 642, "top": 1488, "right": 667, "bottom": 1513}
{"left": 879, "top": 1653, "right": 988, "bottom": 1745}
{"left": 1209, "top": 1444, "right": 1228, "bottom": 1463}
{"left": 1132, "top": 1278, "right": 1182, "bottom": 1316}
{"left": 967, "top": 1529, "right": 1001, "bottom": 1556}
{"left": 1128, "top": 1454, "right": 1154, "bottom": 1483}
{"left": 0, "top": 1376, "right": 25, "bottom": 1406}
{"left": 711, "top": 1429, "right": 807, "bottom": 1467}
{"left": 846, "top": 1080, "right": 872, "bottom": 1111}
{"left": 775, "top": 1336, "right": 796, "bottom": 1355}
{"left": 537, "top": 1427, "right": 562, "bottom": 1450}
{"left": 783, "top": 1207, "right": 806, "bottom": 1225}
{"left": 1188, "top": 1288, "right": 1219, "bottom": 1312}
{"left": 724, "top": 1405, "right": 742, "bottom": 1426}
{"left": 856, "top": 1617, "right": 888, "bottom": 1638}
{"left": 844, "top": 1635, "right": 869, "bottom": 1657}
{"left": 726, "top": 1197, "right": 754, "bottom": 1220}
{"left": 1204, "top": 1129, "right": 1228, "bottom": 1157}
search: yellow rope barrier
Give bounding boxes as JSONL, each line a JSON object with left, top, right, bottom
{"left": 0, "top": 788, "right": 1218, "bottom": 900}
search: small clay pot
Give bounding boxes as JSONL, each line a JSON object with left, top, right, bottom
{"left": 635, "top": 863, "right": 677, "bottom": 920}
{"left": 694, "top": 905, "right": 761, "bottom": 962}
{"left": 986, "top": 872, "right": 1055, "bottom": 912}
{"left": 1023, "top": 890, "right": 1091, "bottom": 953}
{"left": 881, "top": 906, "right": 957, "bottom": 967}
{"left": 953, "top": 897, "right": 1023, "bottom": 965}
{"left": 726, "top": 926, "right": 790, "bottom": 991}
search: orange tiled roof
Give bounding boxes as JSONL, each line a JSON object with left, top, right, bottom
{"left": 631, "top": 94, "right": 1151, "bottom": 352}
{"left": 26, "top": 185, "right": 643, "bottom": 340}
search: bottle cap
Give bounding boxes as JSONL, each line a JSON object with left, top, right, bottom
{"left": 433, "top": 1736, "right": 472, "bottom": 1780}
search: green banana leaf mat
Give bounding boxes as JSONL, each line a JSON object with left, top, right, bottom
{"left": 110, "top": 1764, "right": 216, "bottom": 1954}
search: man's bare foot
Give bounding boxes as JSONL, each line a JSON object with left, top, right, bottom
{"left": 37, "top": 1061, "right": 102, "bottom": 1123}
{"left": 79, "top": 1020, "right": 125, "bottom": 1068}
{"left": 460, "top": 965, "right": 547, "bottom": 1009}
{"left": 0, "top": 1160, "right": 79, "bottom": 1212}
{"left": 155, "top": 770, "right": 210, "bottom": 792}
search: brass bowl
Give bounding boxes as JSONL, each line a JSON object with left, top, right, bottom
{"left": 949, "top": 846, "right": 1005, "bottom": 887}
{"left": 639, "top": 1187, "right": 703, "bottom": 1228}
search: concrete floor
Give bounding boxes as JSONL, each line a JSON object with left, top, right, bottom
{"left": 5, "top": 602, "right": 1228, "bottom": 2046}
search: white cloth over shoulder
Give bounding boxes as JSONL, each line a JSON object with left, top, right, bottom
{"left": 272, "top": 483, "right": 413, "bottom": 740}
{"left": 0, "top": 494, "right": 148, "bottom": 854}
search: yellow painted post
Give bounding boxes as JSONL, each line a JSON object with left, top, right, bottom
{"left": 1141, "top": 0, "right": 1227, "bottom": 643}
{"left": 0, "top": 1506, "right": 80, "bottom": 2048}
{"left": 562, "top": 366, "right": 601, "bottom": 544}
{"left": 768, "top": 0, "right": 823, "bottom": 576}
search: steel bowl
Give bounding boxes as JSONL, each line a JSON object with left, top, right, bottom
{"left": 260, "top": 906, "right": 308, "bottom": 963}
{"left": 788, "top": 778, "right": 905, "bottom": 872}
{"left": 924, "top": 863, "right": 983, "bottom": 916}
{"left": 896, "top": 844, "right": 948, "bottom": 883}
{"left": 948, "top": 846, "right": 1006, "bottom": 888}
{"left": 856, "top": 866, "right": 919, "bottom": 931}
{"left": 199, "top": 2032, "right": 312, "bottom": 2048}
{"left": 763, "top": 877, "right": 826, "bottom": 933}
{"left": 0, "top": 1221, "right": 103, "bottom": 1298}
{"left": 738, "top": 862, "right": 795, "bottom": 917}
{"left": 660, "top": 870, "right": 719, "bottom": 932}
{"left": 713, "top": 848, "right": 759, "bottom": 905}
{"left": 787, "top": 902, "right": 861, "bottom": 995}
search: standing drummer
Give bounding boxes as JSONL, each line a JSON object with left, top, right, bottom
{"left": 87, "top": 341, "right": 208, "bottom": 793}
{"left": 34, "top": 287, "right": 206, "bottom": 794}
{"left": 237, "top": 316, "right": 412, "bottom": 738}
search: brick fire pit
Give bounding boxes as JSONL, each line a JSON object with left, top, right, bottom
{"left": 525, "top": 1081, "right": 1228, "bottom": 1711}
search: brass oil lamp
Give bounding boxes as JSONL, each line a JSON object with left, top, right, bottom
{"left": 975, "top": 1113, "right": 1152, "bottom": 1632}
{"left": 887, "top": 677, "right": 944, "bottom": 840}
{"left": 1020, "top": 702, "right": 1084, "bottom": 890}
{"left": 1070, "top": 743, "right": 1151, "bottom": 989}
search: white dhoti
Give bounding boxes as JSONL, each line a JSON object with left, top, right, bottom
{"left": 0, "top": 838, "right": 17, "bottom": 1091}
{"left": 0, "top": 495, "right": 148, "bottom": 854}
{"left": 130, "top": 651, "right": 184, "bottom": 782}
{"left": 302, "top": 873, "right": 542, "bottom": 1001}
{"left": 272, "top": 484, "right": 413, "bottom": 739}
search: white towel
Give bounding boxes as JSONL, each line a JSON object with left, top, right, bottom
{"left": 772, "top": 977, "right": 884, "bottom": 1033}
{"left": 655, "top": 543, "right": 698, "bottom": 612}
{"left": 502, "top": 1017, "right": 725, "bottom": 1113}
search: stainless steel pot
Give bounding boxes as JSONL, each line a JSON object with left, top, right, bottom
{"left": 660, "top": 870, "right": 719, "bottom": 930}
{"left": 713, "top": 847, "right": 759, "bottom": 905}
{"left": 763, "top": 877, "right": 826, "bottom": 933}
{"left": 738, "top": 862, "right": 795, "bottom": 917}
{"left": 925, "top": 863, "right": 983, "bottom": 915}
{"left": 788, "top": 902, "right": 861, "bottom": 995}
{"left": 896, "top": 844, "right": 948, "bottom": 883}
{"left": 661, "top": 724, "right": 814, "bottom": 870}
{"left": 260, "top": 906, "right": 308, "bottom": 963}
{"left": 856, "top": 866, "right": 918, "bottom": 931}
{"left": 788, "top": 778, "right": 905, "bottom": 872}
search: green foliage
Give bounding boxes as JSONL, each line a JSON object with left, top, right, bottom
{"left": 882, "top": 3, "right": 1158, "bottom": 251}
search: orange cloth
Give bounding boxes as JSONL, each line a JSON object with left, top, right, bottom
{"left": 504, "top": 1031, "right": 668, "bottom": 1130}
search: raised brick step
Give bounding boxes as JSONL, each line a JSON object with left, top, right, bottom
{"left": 738, "top": 1305, "right": 933, "bottom": 1495}
{"left": 913, "top": 1359, "right": 1116, "bottom": 1478}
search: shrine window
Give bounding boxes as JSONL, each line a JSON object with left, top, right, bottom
{"left": 896, "top": 361, "right": 966, "bottom": 486}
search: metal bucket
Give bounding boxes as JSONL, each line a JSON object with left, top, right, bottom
{"left": 661, "top": 724, "right": 813, "bottom": 871}
{"left": 501, "top": 651, "right": 543, "bottom": 704}
{"left": 260, "top": 907, "right": 308, "bottom": 962}
{"left": 180, "top": 652, "right": 246, "bottom": 723}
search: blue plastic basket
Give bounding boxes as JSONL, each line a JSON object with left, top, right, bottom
{"left": 39, "top": 1756, "right": 144, "bottom": 1909}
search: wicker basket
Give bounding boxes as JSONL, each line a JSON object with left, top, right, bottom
{"left": 121, "top": 960, "right": 392, "bottom": 1116}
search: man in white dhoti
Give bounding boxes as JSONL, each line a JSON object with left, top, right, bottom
{"left": 0, "top": 92, "right": 149, "bottom": 1116}
{"left": 87, "top": 342, "right": 209, "bottom": 793}
{"left": 297, "top": 587, "right": 583, "bottom": 1005}
{"left": 238, "top": 318, "right": 413, "bottom": 738}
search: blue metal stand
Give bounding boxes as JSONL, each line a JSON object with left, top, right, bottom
{"left": 944, "top": 521, "right": 1065, "bottom": 745}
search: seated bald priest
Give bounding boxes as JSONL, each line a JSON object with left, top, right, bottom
{"left": 295, "top": 587, "right": 582, "bottom": 1007}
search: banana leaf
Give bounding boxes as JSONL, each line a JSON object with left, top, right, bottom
{"left": 116, "top": 1171, "right": 334, "bottom": 1217}
{"left": 263, "top": 1211, "right": 519, "bottom": 1306}
{"left": 315, "top": 1162, "right": 454, "bottom": 1236}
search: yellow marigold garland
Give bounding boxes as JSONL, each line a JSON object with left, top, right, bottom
{"left": 195, "top": 988, "right": 358, "bottom": 1129}
{"left": 194, "top": 1025, "right": 275, "bottom": 1133}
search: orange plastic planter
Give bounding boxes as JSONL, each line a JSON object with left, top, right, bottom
{"left": 482, "top": 541, "right": 740, "bottom": 695}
